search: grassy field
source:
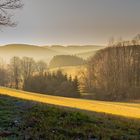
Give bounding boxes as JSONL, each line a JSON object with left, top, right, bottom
{"left": 0, "top": 95, "right": 140, "bottom": 140}
{"left": 0, "top": 87, "right": 140, "bottom": 119}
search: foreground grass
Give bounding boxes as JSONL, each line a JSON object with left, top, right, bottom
{"left": 0, "top": 87, "right": 140, "bottom": 119}
{"left": 0, "top": 95, "right": 140, "bottom": 140}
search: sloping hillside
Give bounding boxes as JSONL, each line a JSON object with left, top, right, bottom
{"left": 49, "top": 55, "right": 85, "bottom": 68}
{"left": 0, "top": 87, "right": 140, "bottom": 119}
{"left": 77, "top": 50, "right": 97, "bottom": 59}
{"left": 1, "top": 95, "right": 140, "bottom": 140}
{"left": 0, "top": 44, "right": 104, "bottom": 62}
{"left": 0, "top": 44, "right": 59, "bottom": 62}
{"left": 48, "top": 45, "right": 104, "bottom": 54}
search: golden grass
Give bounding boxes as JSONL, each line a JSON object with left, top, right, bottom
{"left": 0, "top": 87, "right": 140, "bottom": 119}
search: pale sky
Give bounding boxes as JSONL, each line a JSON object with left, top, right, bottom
{"left": 0, "top": 0, "right": 140, "bottom": 46}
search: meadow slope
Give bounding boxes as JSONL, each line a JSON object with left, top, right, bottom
{"left": 0, "top": 87, "right": 140, "bottom": 119}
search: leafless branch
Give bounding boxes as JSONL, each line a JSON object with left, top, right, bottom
{"left": 0, "top": 0, "right": 23, "bottom": 27}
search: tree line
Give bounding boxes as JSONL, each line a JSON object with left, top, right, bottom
{"left": 0, "top": 57, "right": 80, "bottom": 98}
{"left": 81, "top": 35, "right": 140, "bottom": 101}
{"left": 0, "top": 35, "right": 139, "bottom": 101}
{"left": 49, "top": 55, "right": 85, "bottom": 68}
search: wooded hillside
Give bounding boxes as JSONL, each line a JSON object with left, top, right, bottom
{"left": 49, "top": 55, "right": 85, "bottom": 68}
{"left": 83, "top": 45, "right": 140, "bottom": 100}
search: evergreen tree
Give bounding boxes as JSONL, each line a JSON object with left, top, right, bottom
{"left": 73, "top": 76, "right": 80, "bottom": 95}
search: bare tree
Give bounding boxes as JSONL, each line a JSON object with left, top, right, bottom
{"left": 0, "top": 0, "right": 23, "bottom": 26}
{"left": 108, "top": 37, "right": 115, "bottom": 47}
{"left": 36, "top": 60, "right": 47, "bottom": 75}
{"left": 9, "top": 56, "right": 21, "bottom": 89}
{"left": 0, "top": 58, "right": 8, "bottom": 86}
{"left": 83, "top": 38, "right": 140, "bottom": 100}
{"left": 21, "top": 57, "right": 36, "bottom": 87}
{"left": 133, "top": 34, "right": 140, "bottom": 45}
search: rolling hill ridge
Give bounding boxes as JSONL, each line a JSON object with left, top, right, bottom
{"left": 0, "top": 44, "right": 104, "bottom": 62}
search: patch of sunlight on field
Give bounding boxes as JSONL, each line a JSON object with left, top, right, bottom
{"left": 49, "top": 65, "right": 86, "bottom": 78}
{"left": 0, "top": 87, "right": 140, "bottom": 119}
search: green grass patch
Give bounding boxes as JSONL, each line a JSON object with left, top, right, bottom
{"left": 0, "top": 95, "right": 140, "bottom": 140}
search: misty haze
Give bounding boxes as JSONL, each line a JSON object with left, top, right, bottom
{"left": 0, "top": 0, "right": 140, "bottom": 140}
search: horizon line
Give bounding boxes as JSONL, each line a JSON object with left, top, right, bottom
{"left": 0, "top": 43, "right": 106, "bottom": 47}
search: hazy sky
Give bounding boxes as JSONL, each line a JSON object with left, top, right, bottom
{"left": 0, "top": 0, "right": 140, "bottom": 46}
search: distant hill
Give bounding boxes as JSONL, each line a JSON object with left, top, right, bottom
{"left": 0, "top": 44, "right": 59, "bottom": 62}
{"left": 49, "top": 55, "right": 85, "bottom": 68}
{"left": 0, "top": 44, "right": 104, "bottom": 63}
{"left": 48, "top": 45, "right": 103, "bottom": 54}
{"left": 77, "top": 50, "right": 97, "bottom": 59}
